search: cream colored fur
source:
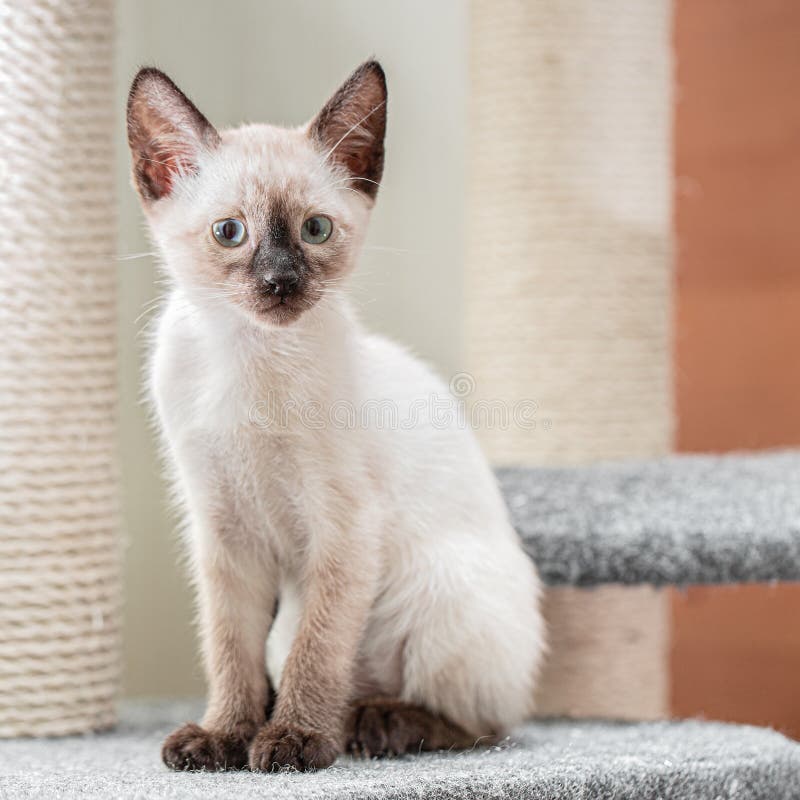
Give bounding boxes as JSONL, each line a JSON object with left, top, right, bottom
{"left": 139, "top": 72, "right": 544, "bottom": 746}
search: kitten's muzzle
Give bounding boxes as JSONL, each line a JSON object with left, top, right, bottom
{"left": 253, "top": 239, "right": 303, "bottom": 300}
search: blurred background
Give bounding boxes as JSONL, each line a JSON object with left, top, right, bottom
{"left": 113, "top": 0, "right": 799, "bottom": 737}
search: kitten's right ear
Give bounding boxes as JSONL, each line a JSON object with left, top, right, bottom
{"left": 309, "top": 60, "right": 387, "bottom": 199}
{"left": 126, "top": 67, "right": 219, "bottom": 203}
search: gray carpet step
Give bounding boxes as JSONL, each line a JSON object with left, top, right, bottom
{"left": 501, "top": 450, "right": 800, "bottom": 586}
{"left": 1, "top": 702, "right": 798, "bottom": 799}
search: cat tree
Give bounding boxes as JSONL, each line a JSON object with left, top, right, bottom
{"left": 0, "top": 0, "right": 122, "bottom": 736}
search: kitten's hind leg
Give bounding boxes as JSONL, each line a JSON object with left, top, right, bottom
{"left": 346, "top": 696, "right": 492, "bottom": 758}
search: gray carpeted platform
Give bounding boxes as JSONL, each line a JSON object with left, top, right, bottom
{"left": 501, "top": 450, "right": 800, "bottom": 586}
{"left": 1, "top": 702, "right": 799, "bottom": 800}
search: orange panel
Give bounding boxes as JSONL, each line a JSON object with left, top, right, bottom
{"left": 671, "top": 585, "right": 800, "bottom": 740}
{"left": 674, "top": 0, "right": 800, "bottom": 452}
{"left": 672, "top": 0, "right": 800, "bottom": 739}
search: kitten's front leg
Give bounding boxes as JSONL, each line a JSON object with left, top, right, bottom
{"left": 249, "top": 512, "right": 377, "bottom": 773}
{"left": 163, "top": 528, "right": 276, "bottom": 772}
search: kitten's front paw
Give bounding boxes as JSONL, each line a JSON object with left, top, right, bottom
{"left": 248, "top": 724, "right": 339, "bottom": 772}
{"left": 162, "top": 722, "right": 252, "bottom": 771}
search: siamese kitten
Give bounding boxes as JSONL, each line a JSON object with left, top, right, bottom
{"left": 127, "top": 61, "right": 544, "bottom": 773}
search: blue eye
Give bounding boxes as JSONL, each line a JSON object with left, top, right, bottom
{"left": 301, "top": 215, "right": 333, "bottom": 244}
{"left": 212, "top": 218, "right": 247, "bottom": 247}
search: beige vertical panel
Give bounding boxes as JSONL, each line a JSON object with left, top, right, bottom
{"left": 466, "top": 0, "right": 672, "bottom": 718}
{"left": 535, "top": 586, "right": 669, "bottom": 719}
{"left": 0, "top": 0, "right": 122, "bottom": 735}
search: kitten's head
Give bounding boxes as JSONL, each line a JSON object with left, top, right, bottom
{"left": 127, "top": 61, "right": 386, "bottom": 327}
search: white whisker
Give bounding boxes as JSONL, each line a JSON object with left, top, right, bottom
{"left": 317, "top": 100, "right": 386, "bottom": 170}
{"left": 117, "top": 251, "right": 157, "bottom": 262}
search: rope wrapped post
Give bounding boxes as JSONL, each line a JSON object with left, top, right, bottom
{"left": 466, "top": 0, "right": 673, "bottom": 719}
{"left": 0, "top": 0, "right": 122, "bottom": 736}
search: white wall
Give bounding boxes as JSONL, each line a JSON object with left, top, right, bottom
{"left": 115, "top": 0, "right": 468, "bottom": 695}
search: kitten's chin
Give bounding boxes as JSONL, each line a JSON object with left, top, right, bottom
{"left": 249, "top": 296, "right": 310, "bottom": 328}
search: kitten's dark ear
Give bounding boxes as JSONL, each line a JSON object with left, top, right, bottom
{"left": 309, "top": 60, "right": 387, "bottom": 199}
{"left": 126, "top": 67, "right": 220, "bottom": 203}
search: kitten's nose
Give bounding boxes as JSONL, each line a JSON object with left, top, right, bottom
{"left": 263, "top": 272, "right": 299, "bottom": 298}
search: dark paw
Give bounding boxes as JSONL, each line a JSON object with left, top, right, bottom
{"left": 248, "top": 724, "right": 339, "bottom": 772}
{"left": 347, "top": 702, "right": 422, "bottom": 757}
{"left": 162, "top": 722, "right": 252, "bottom": 771}
{"left": 346, "top": 698, "right": 477, "bottom": 757}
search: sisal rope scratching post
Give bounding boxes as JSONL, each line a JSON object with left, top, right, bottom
{"left": 466, "top": 0, "right": 673, "bottom": 719}
{"left": 0, "top": 0, "right": 122, "bottom": 736}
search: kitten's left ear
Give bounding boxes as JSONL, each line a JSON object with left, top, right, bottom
{"left": 126, "top": 67, "right": 220, "bottom": 203}
{"left": 309, "top": 60, "right": 387, "bottom": 199}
